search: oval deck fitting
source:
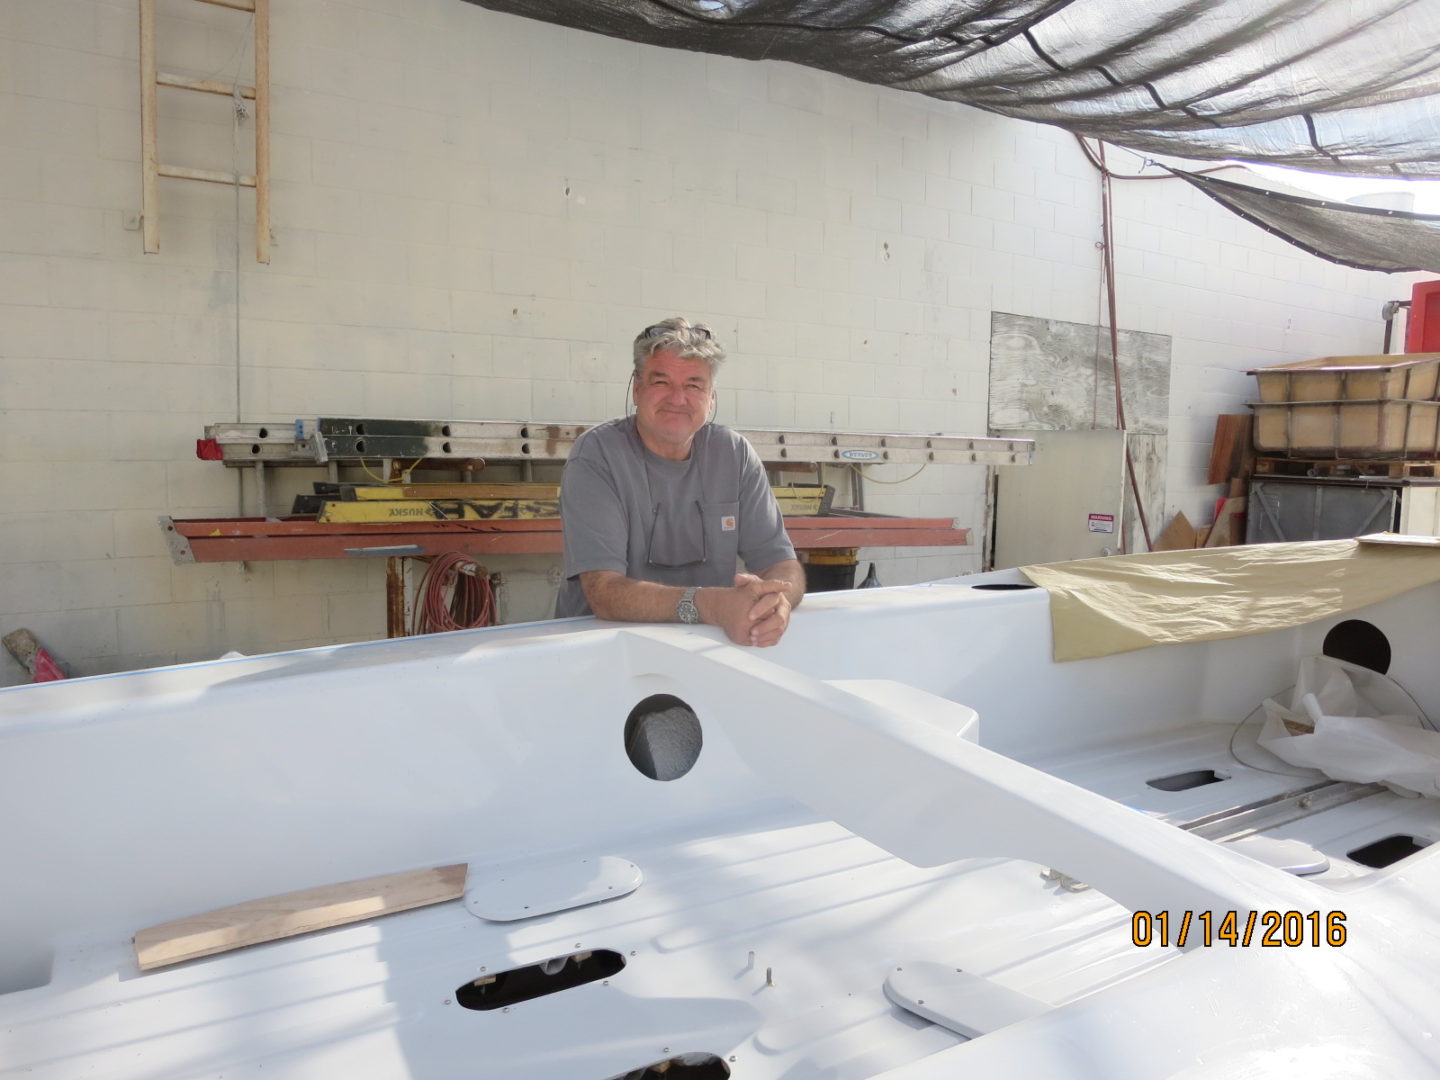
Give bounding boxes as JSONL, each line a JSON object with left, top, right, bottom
{"left": 1227, "top": 835, "right": 1330, "bottom": 876}
{"left": 884, "top": 960, "right": 1048, "bottom": 1039}
{"left": 465, "top": 855, "right": 641, "bottom": 922}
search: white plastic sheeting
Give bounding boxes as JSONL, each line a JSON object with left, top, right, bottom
{"left": 1260, "top": 656, "right": 1440, "bottom": 798}
{"left": 465, "top": 0, "right": 1440, "bottom": 177}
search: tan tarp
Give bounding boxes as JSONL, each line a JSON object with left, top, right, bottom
{"left": 1021, "top": 540, "right": 1440, "bottom": 662}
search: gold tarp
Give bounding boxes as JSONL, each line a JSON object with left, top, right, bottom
{"left": 1021, "top": 539, "right": 1440, "bottom": 662}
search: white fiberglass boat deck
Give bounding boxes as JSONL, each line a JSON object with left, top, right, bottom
{"left": 5, "top": 567, "right": 1440, "bottom": 1078}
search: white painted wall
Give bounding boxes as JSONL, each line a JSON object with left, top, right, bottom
{"left": 0, "top": 0, "right": 1421, "bottom": 683}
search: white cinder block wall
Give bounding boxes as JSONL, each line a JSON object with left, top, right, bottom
{"left": 0, "top": 0, "right": 1420, "bottom": 684}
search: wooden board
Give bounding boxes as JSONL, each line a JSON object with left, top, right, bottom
{"left": 134, "top": 863, "right": 467, "bottom": 971}
{"left": 1152, "top": 511, "right": 1198, "bottom": 551}
{"left": 1204, "top": 496, "right": 1247, "bottom": 547}
{"left": 1207, "top": 414, "right": 1254, "bottom": 484}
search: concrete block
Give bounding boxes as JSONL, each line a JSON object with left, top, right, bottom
{"left": 706, "top": 277, "right": 768, "bottom": 320}
{"left": 993, "top": 221, "right": 1036, "bottom": 256}
{"left": 0, "top": 145, "right": 45, "bottom": 205}
{"left": 901, "top": 202, "right": 947, "bottom": 239}
{"left": 732, "top": 388, "right": 794, "bottom": 427}
{"left": 875, "top": 163, "right": 926, "bottom": 206}
{"left": 492, "top": 336, "right": 571, "bottom": 382}
{"left": 820, "top": 290, "right": 875, "bottom": 331}
{"left": 241, "top": 271, "right": 365, "bottom": 325}
{"left": 767, "top": 65, "right": 824, "bottom": 114}
{"left": 848, "top": 395, "right": 900, "bottom": 430}
{"left": 641, "top": 268, "right": 707, "bottom": 313}
{"left": 0, "top": 405, "right": 110, "bottom": 464}
{"left": 822, "top": 359, "right": 877, "bottom": 397}
{"left": 737, "top": 170, "right": 796, "bottom": 215}
{"left": 698, "top": 202, "right": 768, "bottom": 248}
{"left": 1, "top": 91, "right": 98, "bottom": 157}
{"left": 766, "top": 213, "right": 824, "bottom": 255}
{"left": 967, "top": 183, "right": 1019, "bottom": 227}
{"left": 768, "top": 354, "right": 823, "bottom": 394}
{"left": 793, "top": 392, "right": 851, "bottom": 430}
{"left": 357, "top": 370, "right": 453, "bottom": 418}
{"left": 114, "top": 511, "right": 176, "bottom": 560}
{"left": 3, "top": 302, "right": 105, "bottom": 365}
{"left": 735, "top": 245, "right": 795, "bottom": 287}
{"left": 453, "top": 376, "right": 532, "bottom": 420}
{"left": 15, "top": 607, "right": 119, "bottom": 667}
{"left": 324, "top": 587, "right": 386, "bottom": 640}
{"left": 760, "top": 283, "right": 817, "bottom": 325}
{"left": 492, "top": 252, "right": 574, "bottom": 299}
{"left": 303, "top": 43, "right": 404, "bottom": 104}
{"left": 60, "top": 556, "right": 172, "bottom": 610}
{"left": 271, "top": 560, "right": 370, "bottom": 600}
{"left": 114, "top": 599, "right": 209, "bottom": 658}
{"left": 168, "top": 560, "right": 274, "bottom": 606}
{"left": 48, "top": 461, "right": 167, "bottom": 511}
{"left": 875, "top": 298, "right": 925, "bottom": 333}
{"left": 0, "top": 561, "right": 63, "bottom": 617}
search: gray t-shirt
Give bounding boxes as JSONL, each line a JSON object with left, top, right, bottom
{"left": 555, "top": 417, "right": 796, "bottom": 618}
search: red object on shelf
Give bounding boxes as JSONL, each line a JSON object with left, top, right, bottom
{"left": 196, "top": 438, "right": 223, "bottom": 461}
{"left": 1406, "top": 280, "right": 1440, "bottom": 353}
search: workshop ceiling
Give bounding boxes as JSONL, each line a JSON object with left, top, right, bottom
{"left": 465, "top": 0, "right": 1440, "bottom": 178}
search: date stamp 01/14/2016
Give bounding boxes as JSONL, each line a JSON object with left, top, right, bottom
{"left": 1132, "top": 910, "right": 1347, "bottom": 948}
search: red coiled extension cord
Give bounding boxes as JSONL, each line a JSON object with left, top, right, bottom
{"left": 411, "top": 553, "right": 497, "bottom": 635}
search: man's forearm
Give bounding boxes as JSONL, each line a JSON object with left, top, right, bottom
{"left": 581, "top": 571, "right": 689, "bottom": 623}
{"left": 580, "top": 570, "right": 787, "bottom": 645}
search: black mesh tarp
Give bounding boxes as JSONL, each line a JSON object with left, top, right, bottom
{"left": 466, "top": 0, "right": 1440, "bottom": 178}
{"left": 1175, "top": 171, "right": 1440, "bottom": 274}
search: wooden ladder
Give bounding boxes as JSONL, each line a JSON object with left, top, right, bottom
{"left": 139, "top": 0, "right": 270, "bottom": 262}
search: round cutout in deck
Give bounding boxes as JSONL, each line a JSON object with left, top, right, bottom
{"left": 625, "top": 694, "right": 702, "bottom": 781}
{"left": 1322, "top": 619, "right": 1391, "bottom": 673}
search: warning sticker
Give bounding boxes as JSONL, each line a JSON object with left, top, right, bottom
{"left": 1087, "top": 513, "right": 1116, "bottom": 534}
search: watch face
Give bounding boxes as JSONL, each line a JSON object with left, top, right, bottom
{"left": 678, "top": 589, "right": 700, "bottom": 623}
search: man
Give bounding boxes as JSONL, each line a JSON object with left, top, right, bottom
{"left": 555, "top": 317, "right": 805, "bottom": 647}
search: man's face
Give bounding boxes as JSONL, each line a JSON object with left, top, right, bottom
{"left": 633, "top": 348, "right": 715, "bottom": 458}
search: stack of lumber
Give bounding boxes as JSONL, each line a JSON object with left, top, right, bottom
{"left": 1154, "top": 414, "right": 1251, "bottom": 550}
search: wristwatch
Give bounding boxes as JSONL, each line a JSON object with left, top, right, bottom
{"left": 677, "top": 587, "right": 701, "bottom": 624}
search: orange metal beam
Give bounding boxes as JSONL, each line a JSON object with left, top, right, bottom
{"left": 164, "top": 516, "right": 970, "bottom": 563}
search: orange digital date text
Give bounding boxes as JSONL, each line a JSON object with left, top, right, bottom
{"left": 1131, "top": 910, "right": 1346, "bottom": 948}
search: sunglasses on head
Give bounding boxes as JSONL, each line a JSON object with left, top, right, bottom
{"left": 639, "top": 323, "right": 714, "bottom": 341}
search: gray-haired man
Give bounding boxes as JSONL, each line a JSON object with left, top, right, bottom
{"left": 555, "top": 317, "right": 805, "bottom": 647}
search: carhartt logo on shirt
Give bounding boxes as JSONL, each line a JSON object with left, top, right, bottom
{"left": 720, "top": 515, "right": 737, "bottom": 531}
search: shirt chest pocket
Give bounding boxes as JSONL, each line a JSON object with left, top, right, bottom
{"left": 646, "top": 500, "right": 741, "bottom": 571}
{"left": 702, "top": 499, "right": 741, "bottom": 569}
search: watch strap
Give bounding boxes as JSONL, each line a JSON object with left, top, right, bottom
{"left": 677, "top": 586, "right": 701, "bottom": 624}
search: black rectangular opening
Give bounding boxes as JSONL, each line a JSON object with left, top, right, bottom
{"left": 1347, "top": 834, "right": 1429, "bottom": 868}
{"left": 1146, "top": 769, "right": 1226, "bottom": 792}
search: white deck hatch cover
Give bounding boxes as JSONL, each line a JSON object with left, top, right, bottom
{"left": 465, "top": 855, "right": 642, "bottom": 921}
{"left": 884, "top": 960, "right": 1050, "bottom": 1039}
